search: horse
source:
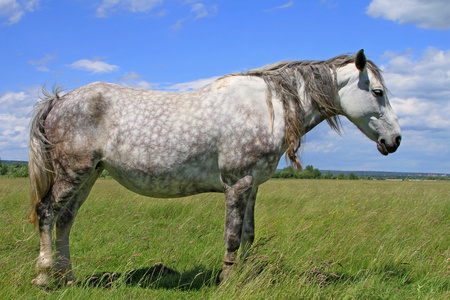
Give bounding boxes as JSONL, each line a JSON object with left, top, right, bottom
{"left": 28, "top": 50, "right": 401, "bottom": 286}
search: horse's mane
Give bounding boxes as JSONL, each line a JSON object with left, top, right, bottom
{"left": 228, "top": 53, "right": 385, "bottom": 168}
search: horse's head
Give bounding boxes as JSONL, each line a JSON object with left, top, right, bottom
{"left": 337, "top": 50, "right": 401, "bottom": 155}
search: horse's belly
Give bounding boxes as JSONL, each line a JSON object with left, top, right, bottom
{"left": 104, "top": 158, "right": 223, "bottom": 198}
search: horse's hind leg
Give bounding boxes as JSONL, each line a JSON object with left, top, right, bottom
{"left": 32, "top": 192, "right": 56, "bottom": 286}
{"left": 32, "top": 177, "right": 78, "bottom": 286}
{"left": 32, "top": 162, "right": 101, "bottom": 286}
{"left": 54, "top": 169, "right": 102, "bottom": 285}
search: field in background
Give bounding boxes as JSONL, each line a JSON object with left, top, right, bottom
{"left": 0, "top": 178, "right": 448, "bottom": 299}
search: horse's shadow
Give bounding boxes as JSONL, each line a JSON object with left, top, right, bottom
{"left": 82, "top": 264, "right": 220, "bottom": 290}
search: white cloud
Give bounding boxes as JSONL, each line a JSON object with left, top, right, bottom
{"left": 69, "top": 58, "right": 119, "bottom": 74}
{"left": 381, "top": 48, "right": 450, "bottom": 124}
{"left": 191, "top": 3, "right": 217, "bottom": 19}
{"left": 0, "top": 89, "right": 36, "bottom": 117}
{"left": 171, "top": 18, "right": 186, "bottom": 30}
{"left": 163, "top": 76, "right": 220, "bottom": 92}
{"left": 96, "top": 0, "right": 217, "bottom": 26}
{"left": 28, "top": 53, "right": 57, "bottom": 72}
{"left": 382, "top": 48, "right": 450, "bottom": 101}
{"left": 263, "top": 1, "right": 294, "bottom": 12}
{"left": 119, "top": 71, "right": 141, "bottom": 81}
{"left": 391, "top": 97, "right": 450, "bottom": 130}
{"left": 320, "top": 0, "right": 338, "bottom": 9}
{"left": 0, "top": 0, "right": 22, "bottom": 24}
{"left": 96, "top": 0, "right": 163, "bottom": 17}
{"left": 367, "top": 0, "right": 450, "bottom": 30}
{"left": 118, "top": 71, "right": 155, "bottom": 89}
{"left": 377, "top": 47, "right": 450, "bottom": 171}
{"left": 304, "top": 139, "right": 340, "bottom": 154}
{"left": 191, "top": 3, "right": 207, "bottom": 19}
{"left": 0, "top": 0, "right": 39, "bottom": 25}
{"left": 0, "top": 87, "right": 40, "bottom": 160}
{"left": 172, "top": 2, "right": 218, "bottom": 30}
{"left": 0, "top": 113, "right": 29, "bottom": 147}
{"left": 129, "top": 0, "right": 162, "bottom": 12}
{"left": 117, "top": 72, "right": 220, "bottom": 92}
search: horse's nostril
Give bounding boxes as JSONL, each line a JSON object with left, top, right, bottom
{"left": 395, "top": 135, "right": 402, "bottom": 147}
{"left": 379, "top": 138, "right": 386, "bottom": 145}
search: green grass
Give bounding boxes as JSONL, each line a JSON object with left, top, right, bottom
{"left": 0, "top": 178, "right": 449, "bottom": 299}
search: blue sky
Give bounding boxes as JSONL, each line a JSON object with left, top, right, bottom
{"left": 0, "top": 0, "right": 449, "bottom": 173}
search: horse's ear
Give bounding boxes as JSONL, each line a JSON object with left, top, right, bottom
{"left": 355, "top": 49, "right": 366, "bottom": 71}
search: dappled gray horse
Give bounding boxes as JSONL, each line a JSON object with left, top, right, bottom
{"left": 29, "top": 50, "right": 401, "bottom": 286}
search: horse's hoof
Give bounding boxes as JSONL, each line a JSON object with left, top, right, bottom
{"left": 58, "top": 278, "right": 77, "bottom": 287}
{"left": 219, "top": 271, "right": 227, "bottom": 282}
{"left": 65, "top": 275, "right": 78, "bottom": 286}
{"left": 31, "top": 274, "right": 51, "bottom": 287}
{"left": 66, "top": 280, "right": 76, "bottom": 286}
{"left": 55, "top": 273, "right": 78, "bottom": 287}
{"left": 219, "top": 264, "right": 235, "bottom": 281}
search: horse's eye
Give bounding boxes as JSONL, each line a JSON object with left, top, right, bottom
{"left": 372, "top": 89, "right": 384, "bottom": 97}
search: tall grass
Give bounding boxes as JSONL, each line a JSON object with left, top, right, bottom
{"left": 0, "top": 178, "right": 448, "bottom": 299}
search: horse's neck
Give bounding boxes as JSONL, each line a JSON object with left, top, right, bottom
{"left": 301, "top": 99, "right": 327, "bottom": 134}
{"left": 301, "top": 105, "right": 324, "bottom": 133}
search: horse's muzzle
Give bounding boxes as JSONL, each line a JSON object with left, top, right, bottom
{"left": 377, "top": 135, "right": 401, "bottom": 156}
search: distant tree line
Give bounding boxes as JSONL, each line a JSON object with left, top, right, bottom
{"left": 0, "top": 160, "right": 448, "bottom": 181}
{"left": 272, "top": 165, "right": 360, "bottom": 180}
{"left": 0, "top": 160, "right": 29, "bottom": 178}
{"left": 272, "top": 166, "right": 450, "bottom": 180}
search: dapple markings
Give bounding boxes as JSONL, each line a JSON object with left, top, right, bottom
{"left": 28, "top": 50, "right": 401, "bottom": 286}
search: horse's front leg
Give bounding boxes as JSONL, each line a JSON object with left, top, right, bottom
{"left": 240, "top": 187, "right": 258, "bottom": 259}
{"left": 220, "top": 175, "right": 254, "bottom": 281}
{"left": 54, "top": 170, "right": 100, "bottom": 286}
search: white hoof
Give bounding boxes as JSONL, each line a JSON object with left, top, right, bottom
{"left": 31, "top": 273, "right": 51, "bottom": 287}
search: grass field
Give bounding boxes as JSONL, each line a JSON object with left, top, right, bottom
{"left": 0, "top": 178, "right": 449, "bottom": 299}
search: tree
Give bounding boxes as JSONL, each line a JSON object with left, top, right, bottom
{"left": 7, "top": 162, "right": 29, "bottom": 178}
{"left": 0, "top": 160, "right": 7, "bottom": 175}
{"left": 312, "top": 168, "right": 322, "bottom": 179}
{"left": 348, "top": 173, "right": 359, "bottom": 180}
{"left": 322, "top": 171, "right": 333, "bottom": 179}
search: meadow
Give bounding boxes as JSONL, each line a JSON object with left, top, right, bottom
{"left": 0, "top": 178, "right": 448, "bottom": 299}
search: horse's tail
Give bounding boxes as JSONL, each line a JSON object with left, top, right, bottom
{"left": 28, "top": 87, "right": 62, "bottom": 228}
